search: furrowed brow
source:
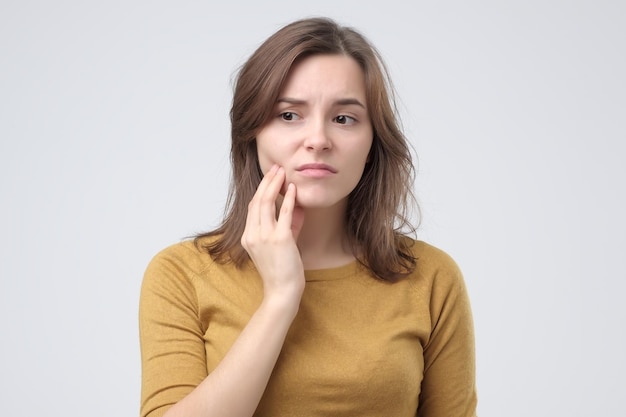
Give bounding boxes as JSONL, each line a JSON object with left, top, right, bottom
{"left": 276, "top": 97, "right": 366, "bottom": 109}
{"left": 276, "top": 97, "right": 307, "bottom": 105}
{"left": 334, "top": 98, "right": 366, "bottom": 109}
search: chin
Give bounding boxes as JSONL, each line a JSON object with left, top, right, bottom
{"left": 295, "top": 192, "right": 347, "bottom": 210}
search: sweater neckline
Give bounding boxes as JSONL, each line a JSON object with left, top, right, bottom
{"left": 303, "top": 260, "right": 362, "bottom": 282}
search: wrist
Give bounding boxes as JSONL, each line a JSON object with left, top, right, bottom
{"left": 261, "top": 283, "right": 304, "bottom": 320}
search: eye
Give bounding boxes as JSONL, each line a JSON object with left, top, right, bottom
{"left": 334, "top": 115, "right": 356, "bottom": 125}
{"left": 280, "top": 112, "right": 300, "bottom": 121}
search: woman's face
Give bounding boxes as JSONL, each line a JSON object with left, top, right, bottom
{"left": 256, "top": 54, "right": 373, "bottom": 209}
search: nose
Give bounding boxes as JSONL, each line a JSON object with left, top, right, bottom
{"left": 303, "top": 119, "right": 332, "bottom": 151}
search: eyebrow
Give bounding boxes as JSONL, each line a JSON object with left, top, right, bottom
{"left": 276, "top": 97, "right": 366, "bottom": 109}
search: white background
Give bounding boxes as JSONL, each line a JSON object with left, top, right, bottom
{"left": 1, "top": 1, "right": 625, "bottom": 416}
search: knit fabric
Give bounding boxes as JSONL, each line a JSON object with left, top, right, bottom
{"left": 139, "top": 237, "right": 477, "bottom": 417}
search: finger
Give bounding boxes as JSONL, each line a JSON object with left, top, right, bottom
{"left": 276, "top": 182, "right": 297, "bottom": 235}
{"left": 259, "top": 166, "right": 285, "bottom": 232}
{"left": 285, "top": 183, "right": 305, "bottom": 241}
{"left": 243, "top": 165, "right": 277, "bottom": 251}
{"left": 291, "top": 205, "right": 305, "bottom": 241}
{"left": 246, "top": 164, "right": 278, "bottom": 228}
{"left": 253, "top": 164, "right": 278, "bottom": 205}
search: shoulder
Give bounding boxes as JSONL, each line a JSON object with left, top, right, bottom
{"left": 409, "top": 239, "right": 461, "bottom": 275}
{"left": 404, "top": 239, "right": 474, "bottom": 344}
{"left": 147, "top": 238, "right": 213, "bottom": 275}
{"left": 141, "top": 238, "right": 219, "bottom": 297}
{"left": 404, "top": 238, "right": 466, "bottom": 294}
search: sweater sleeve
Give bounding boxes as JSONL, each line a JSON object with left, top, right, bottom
{"left": 417, "top": 251, "right": 478, "bottom": 417}
{"left": 138, "top": 246, "right": 208, "bottom": 417}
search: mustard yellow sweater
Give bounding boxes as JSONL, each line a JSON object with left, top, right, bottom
{"left": 139, "top": 238, "right": 477, "bottom": 417}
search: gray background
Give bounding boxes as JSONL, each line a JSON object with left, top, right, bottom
{"left": 1, "top": 1, "right": 625, "bottom": 416}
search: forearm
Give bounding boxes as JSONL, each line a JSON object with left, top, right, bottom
{"left": 162, "top": 294, "right": 299, "bottom": 417}
{"left": 159, "top": 166, "right": 305, "bottom": 417}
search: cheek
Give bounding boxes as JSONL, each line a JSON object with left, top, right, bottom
{"left": 256, "top": 139, "right": 288, "bottom": 195}
{"left": 257, "top": 156, "right": 272, "bottom": 176}
{"left": 255, "top": 127, "right": 285, "bottom": 174}
{"left": 255, "top": 140, "right": 274, "bottom": 175}
{"left": 257, "top": 141, "right": 289, "bottom": 176}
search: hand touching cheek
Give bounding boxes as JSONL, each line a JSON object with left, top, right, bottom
{"left": 241, "top": 165, "right": 306, "bottom": 306}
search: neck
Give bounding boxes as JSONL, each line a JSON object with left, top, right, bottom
{"left": 296, "top": 202, "right": 355, "bottom": 270}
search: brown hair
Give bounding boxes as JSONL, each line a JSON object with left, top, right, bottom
{"left": 195, "top": 17, "right": 418, "bottom": 282}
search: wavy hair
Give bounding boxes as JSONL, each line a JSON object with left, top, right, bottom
{"left": 195, "top": 17, "right": 419, "bottom": 282}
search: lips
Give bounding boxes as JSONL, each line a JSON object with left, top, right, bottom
{"left": 295, "top": 163, "right": 338, "bottom": 173}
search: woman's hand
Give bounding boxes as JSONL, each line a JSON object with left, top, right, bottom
{"left": 155, "top": 166, "right": 306, "bottom": 417}
{"left": 241, "top": 165, "right": 306, "bottom": 309}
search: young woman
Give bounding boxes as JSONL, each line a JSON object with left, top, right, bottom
{"left": 139, "top": 17, "right": 477, "bottom": 417}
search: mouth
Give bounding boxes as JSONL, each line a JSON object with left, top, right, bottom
{"left": 295, "top": 163, "right": 337, "bottom": 178}
{"left": 295, "top": 163, "right": 338, "bottom": 173}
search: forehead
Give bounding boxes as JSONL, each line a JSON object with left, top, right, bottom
{"left": 279, "top": 54, "right": 367, "bottom": 101}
